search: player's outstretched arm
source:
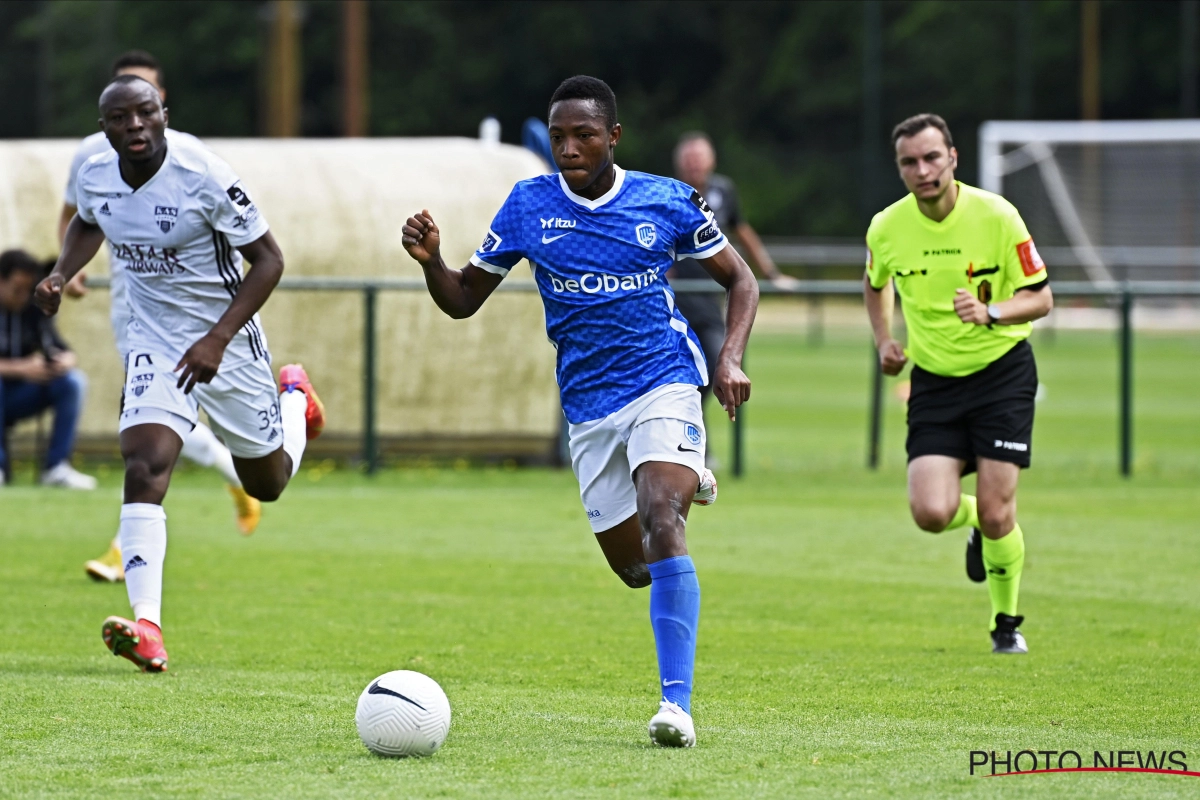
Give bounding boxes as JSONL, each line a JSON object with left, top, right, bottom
{"left": 57, "top": 203, "right": 89, "bottom": 298}
{"left": 34, "top": 214, "right": 105, "bottom": 317}
{"left": 697, "top": 245, "right": 759, "bottom": 420}
{"left": 402, "top": 210, "right": 503, "bottom": 319}
{"left": 864, "top": 272, "right": 907, "bottom": 376}
{"left": 174, "top": 231, "right": 284, "bottom": 393}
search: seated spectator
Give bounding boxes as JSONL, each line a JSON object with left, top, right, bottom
{"left": 0, "top": 249, "right": 96, "bottom": 489}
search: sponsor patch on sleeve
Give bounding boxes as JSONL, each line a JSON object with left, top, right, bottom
{"left": 225, "top": 182, "right": 260, "bottom": 228}
{"left": 226, "top": 183, "right": 253, "bottom": 207}
{"left": 866, "top": 246, "right": 874, "bottom": 271}
{"left": 693, "top": 220, "right": 721, "bottom": 249}
{"left": 478, "top": 229, "right": 502, "bottom": 253}
{"left": 689, "top": 189, "right": 714, "bottom": 219}
{"left": 1016, "top": 238, "right": 1045, "bottom": 277}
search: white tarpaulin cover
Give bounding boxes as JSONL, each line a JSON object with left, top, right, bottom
{"left": 0, "top": 137, "right": 557, "bottom": 444}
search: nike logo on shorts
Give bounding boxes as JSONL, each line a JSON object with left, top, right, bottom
{"left": 677, "top": 444, "right": 699, "bottom": 453}
{"left": 542, "top": 232, "right": 572, "bottom": 244}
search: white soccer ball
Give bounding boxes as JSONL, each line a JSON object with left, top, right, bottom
{"left": 355, "top": 670, "right": 452, "bottom": 757}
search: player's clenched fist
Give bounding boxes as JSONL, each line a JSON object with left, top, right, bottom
{"left": 877, "top": 338, "right": 907, "bottom": 376}
{"left": 34, "top": 274, "right": 66, "bottom": 316}
{"left": 953, "top": 288, "right": 990, "bottom": 325}
{"left": 712, "top": 359, "right": 751, "bottom": 421}
{"left": 402, "top": 210, "right": 441, "bottom": 265}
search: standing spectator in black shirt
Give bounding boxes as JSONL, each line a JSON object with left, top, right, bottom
{"left": 669, "top": 132, "right": 797, "bottom": 412}
{"left": 0, "top": 250, "right": 96, "bottom": 489}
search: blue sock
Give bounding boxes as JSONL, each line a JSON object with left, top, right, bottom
{"left": 648, "top": 555, "right": 700, "bottom": 714}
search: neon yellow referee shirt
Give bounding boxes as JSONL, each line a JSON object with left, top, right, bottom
{"left": 866, "top": 182, "right": 1048, "bottom": 377}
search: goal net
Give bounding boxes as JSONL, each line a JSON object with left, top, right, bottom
{"left": 979, "top": 120, "right": 1200, "bottom": 283}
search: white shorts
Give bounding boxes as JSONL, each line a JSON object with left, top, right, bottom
{"left": 120, "top": 349, "right": 282, "bottom": 458}
{"left": 569, "top": 383, "right": 706, "bottom": 533}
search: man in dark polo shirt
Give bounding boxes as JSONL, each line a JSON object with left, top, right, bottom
{"left": 669, "top": 132, "right": 796, "bottom": 413}
{"left": 0, "top": 249, "right": 95, "bottom": 489}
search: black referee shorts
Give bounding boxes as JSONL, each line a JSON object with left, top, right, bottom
{"left": 906, "top": 340, "right": 1038, "bottom": 475}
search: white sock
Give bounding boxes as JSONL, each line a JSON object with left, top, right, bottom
{"left": 280, "top": 390, "right": 308, "bottom": 478}
{"left": 180, "top": 423, "right": 241, "bottom": 487}
{"left": 119, "top": 503, "right": 167, "bottom": 628}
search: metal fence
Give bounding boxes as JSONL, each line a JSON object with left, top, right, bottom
{"left": 84, "top": 276, "right": 1200, "bottom": 478}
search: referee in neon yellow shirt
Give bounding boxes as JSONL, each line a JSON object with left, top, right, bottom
{"left": 864, "top": 114, "right": 1053, "bottom": 654}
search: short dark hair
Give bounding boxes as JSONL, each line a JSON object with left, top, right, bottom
{"left": 548, "top": 75, "right": 618, "bottom": 130}
{"left": 0, "top": 249, "right": 43, "bottom": 281}
{"left": 892, "top": 113, "right": 954, "bottom": 150}
{"left": 100, "top": 73, "right": 160, "bottom": 109}
{"left": 674, "top": 130, "right": 713, "bottom": 165}
{"left": 112, "top": 49, "right": 164, "bottom": 88}
{"left": 106, "top": 73, "right": 156, "bottom": 90}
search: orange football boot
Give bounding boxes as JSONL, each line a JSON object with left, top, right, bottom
{"left": 102, "top": 616, "right": 168, "bottom": 673}
{"left": 279, "top": 363, "right": 325, "bottom": 439}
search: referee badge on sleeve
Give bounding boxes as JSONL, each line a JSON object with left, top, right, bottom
{"left": 1016, "top": 239, "right": 1045, "bottom": 277}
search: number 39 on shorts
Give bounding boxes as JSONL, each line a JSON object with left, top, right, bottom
{"left": 257, "top": 402, "right": 280, "bottom": 431}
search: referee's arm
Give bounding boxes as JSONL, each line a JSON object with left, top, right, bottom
{"left": 952, "top": 282, "right": 1053, "bottom": 326}
{"left": 864, "top": 273, "right": 907, "bottom": 375}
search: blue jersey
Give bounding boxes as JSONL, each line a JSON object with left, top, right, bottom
{"left": 470, "top": 166, "right": 728, "bottom": 423}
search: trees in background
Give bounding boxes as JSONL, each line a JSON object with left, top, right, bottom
{"left": 0, "top": 0, "right": 1193, "bottom": 236}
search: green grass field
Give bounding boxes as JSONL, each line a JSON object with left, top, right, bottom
{"left": 2, "top": 326, "right": 1198, "bottom": 799}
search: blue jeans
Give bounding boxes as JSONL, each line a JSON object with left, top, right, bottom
{"left": 0, "top": 369, "right": 88, "bottom": 474}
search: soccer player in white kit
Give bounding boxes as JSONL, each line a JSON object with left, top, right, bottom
{"left": 36, "top": 75, "right": 325, "bottom": 673}
{"left": 58, "top": 52, "right": 263, "bottom": 585}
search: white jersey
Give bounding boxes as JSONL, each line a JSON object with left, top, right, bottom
{"left": 65, "top": 129, "right": 206, "bottom": 206}
{"left": 75, "top": 133, "right": 271, "bottom": 370}
{"left": 66, "top": 129, "right": 208, "bottom": 356}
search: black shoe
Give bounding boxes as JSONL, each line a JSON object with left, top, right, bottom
{"left": 991, "top": 613, "right": 1028, "bottom": 654}
{"left": 966, "top": 528, "right": 986, "bottom": 583}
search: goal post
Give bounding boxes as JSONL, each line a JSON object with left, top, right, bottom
{"left": 978, "top": 120, "right": 1200, "bottom": 283}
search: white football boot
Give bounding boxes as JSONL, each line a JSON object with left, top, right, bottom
{"left": 41, "top": 462, "right": 98, "bottom": 490}
{"left": 648, "top": 699, "right": 696, "bottom": 748}
{"left": 692, "top": 468, "right": 718, "bottom": 506}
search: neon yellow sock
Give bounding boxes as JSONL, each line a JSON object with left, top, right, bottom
{"left": 982, "top": 523, "right": 1025, "bottom": 629}
{"left": 947, "top": 494, "right": 979, "bottom": 530}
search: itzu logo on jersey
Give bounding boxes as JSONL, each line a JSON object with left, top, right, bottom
{"left": 540, "top": 217, "right": 576, "bottom": 230}
{"left": 154, "top": 205, "right": 178, "bottom": 233}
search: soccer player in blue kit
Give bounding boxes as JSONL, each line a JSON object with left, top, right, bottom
{"left": 402, "top": 76, "right": 759, "bottom": 747}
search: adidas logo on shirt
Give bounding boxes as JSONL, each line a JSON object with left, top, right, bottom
{"left": 99, "top": 202, "right": 111, "bottom": 216}
{"left": 124, "top": 555, "right": 148, "bottom": 571}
